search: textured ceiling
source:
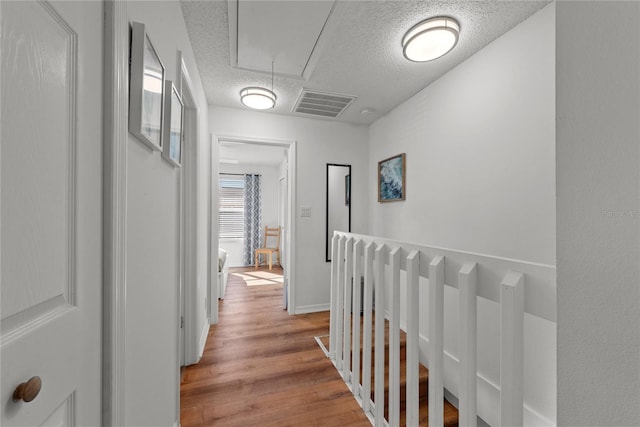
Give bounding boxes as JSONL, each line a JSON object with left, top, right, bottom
{"left": 181, "top": 0, "right": 549, "bottom": 125}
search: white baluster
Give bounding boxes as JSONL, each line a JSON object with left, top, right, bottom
{"left": 362, "top": 242, "right": 375, "bottom": 414}
{"left": 388, "top": 248, "right": 401, "bottom": 427}
{"left": 335, "top": 235, "right": 346, "bottom": 371}
{"left": 429, "top": 256, "right": 445, "bottom": 427}
{"left": 342, "top": 237, "right": 353, "bottom": 383}
{"left": 329, "top": 233, "right": 340, "bottom": 360}
{"left": 374, "top": 244, "right": 387, "bottom": 426}
{"left": 406, "top": 250, "right": 420, "bottom": 426}
{"left": 500, "top": 271, "right": 524, "bottom": 427}
{"left": 343, "top": 238, "right": 354, "bottom": 381}
{"left": 352, "top": 239, "right": 364, "bottom": 398}
{"left": 459, "top": 262, "right": 478, "bottom": 427}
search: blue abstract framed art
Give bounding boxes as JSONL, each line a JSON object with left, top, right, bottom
{"left": 378, "top": 153, "right": 406, "bottom": 202}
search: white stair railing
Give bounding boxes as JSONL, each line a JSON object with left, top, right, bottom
{"left": 326, "top": 231, "right": 556, "bottom": 427}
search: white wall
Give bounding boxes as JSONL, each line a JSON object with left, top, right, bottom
{"left": 556, "top": 2, "right": 640, "bottom": 426}
{"left": 219, "top": 163, "right": 281, "bottom": 266}
{"left": 209, "top": 107, "right": 369, "bottom": 312}
{"left": 369, "top": 5, "right": 556, "bottom": 426}
{"left": 124, "top": 2, "right": 209, "bottom": 426}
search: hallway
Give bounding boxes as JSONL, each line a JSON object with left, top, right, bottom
{"left": 180, "top": 267, "right": 370, "bottom": 426}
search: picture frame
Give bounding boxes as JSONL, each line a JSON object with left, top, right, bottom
{"left": 378, "top": 153, "right": 406, "bottom": 202}
{"left": 161, "top": 81, "right": 183, "bottom": 167}
{"left": 129, "top": 21, "right": 165, "bottom": 151}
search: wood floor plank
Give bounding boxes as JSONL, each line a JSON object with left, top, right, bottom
{"left": 180, "top": 267, "right": 370, "bottom": 427}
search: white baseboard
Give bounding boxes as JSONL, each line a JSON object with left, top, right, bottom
{"left": 197, "top": 322, "right": 209, "bottom": 360}
{"left": 295, "top": 303, "right": 330, "bottom": 314}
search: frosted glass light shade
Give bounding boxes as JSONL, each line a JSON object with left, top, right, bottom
{"left": 402, "top": 17, "right": 460, "bottom": 62}
{"left": 240, "top": 87, "right": 276, "bottom": 110}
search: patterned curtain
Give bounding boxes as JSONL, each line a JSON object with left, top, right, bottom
{"left": 243, "top": 174, "right": 262, "bottom": 265}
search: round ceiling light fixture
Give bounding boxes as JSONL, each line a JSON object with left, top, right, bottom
{"left": 239, "top": 87, "right": 277, "bottom": 110}
{"left": 402, "top": 16, "right": 460, "bottom": 62}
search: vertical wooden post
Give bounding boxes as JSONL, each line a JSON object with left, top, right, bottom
{"left": 405, "top": 250, "right": 420, "bottom": 426}
{"left": 343, "top": 238, "right": 354, "bottom": 380}
{"left": 329, "top": 234, "right": 340, "bottom": 360}
{"left": 352, "top": 239, "right": 364, "bottom": 398}
{"left": 335, "top": 235, "right": 346, "bottom": 371}
{"left": 500, "top": 271, "right": 524, "bottom": 427}
{"left": 388, "top": 248, "right": 401, "bottom": 427}
{"left": 459, "top": 262, "right": 478, "bottom": 427}
{"left": 362, "top": 242, "right": 375, "bottom": 413}
{"left": 429, "top": 256, "right": 445, "bottom": 427}
{"left": 374, "top": 244, "right": 387, "bottom": 426}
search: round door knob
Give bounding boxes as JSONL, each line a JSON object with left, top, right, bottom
{"left": 13, "top": 376, "right": 42, "bottom": 403}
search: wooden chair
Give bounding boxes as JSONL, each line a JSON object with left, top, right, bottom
{"left": 254, "top": 226, "right": 281, "bottom": 270}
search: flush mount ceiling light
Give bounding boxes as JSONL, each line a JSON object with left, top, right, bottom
{"left": 402, "top": 16, "right": 460, "bottom": 62}
{"left": 239, "top": 87, "right": 277, "bottom": 110}
{"left": 240, "top": 61, "right": 277, "bottom": 110}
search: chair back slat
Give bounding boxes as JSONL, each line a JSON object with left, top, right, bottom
{"left": 264, "top": 226, "right": 280, "bottom": 248}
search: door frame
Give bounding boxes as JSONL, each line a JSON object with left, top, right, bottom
{"left": 177, "top": 52, "right": 201, "bottom": 367}
{"left": 209, "top": 134, "right": 219, "bottom": 320}
{"left": 278, "top": 175, "right": 287, "bottom": 269}
{"left": 103, "top": 1, "right": 128, "bottom": 425}
{"left": 212, "top": 135, "right": 298, "bottom": 314}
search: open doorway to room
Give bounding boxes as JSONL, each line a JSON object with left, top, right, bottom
{"left": 177, "top": 55, "right": 201, "bottom": 371}
{"left": 214, "top": 137, "right": 296, "bottom": 312}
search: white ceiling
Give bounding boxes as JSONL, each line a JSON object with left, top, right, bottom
{"left": 181, "top": 0, "right": 549, "bottom": 126}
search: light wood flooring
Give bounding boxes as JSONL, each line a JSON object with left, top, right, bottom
{"left": 180, "top": 267, "right": 370, "bottom": 426}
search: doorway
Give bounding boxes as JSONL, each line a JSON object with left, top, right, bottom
{"left": 177, "top": 54, "right": 201, "bottom": 370}
{"left": 212, "top": 136, "right": 297, "bottom": 314}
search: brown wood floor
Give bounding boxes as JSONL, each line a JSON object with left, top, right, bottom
{"left": 180, "top": 267, "right": 370, "bottom": 427}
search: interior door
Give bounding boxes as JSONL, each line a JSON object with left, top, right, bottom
{"left": 1, "top": 1, "right": 103, "bottom": 426}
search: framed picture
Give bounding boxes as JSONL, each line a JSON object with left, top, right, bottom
{"left": 345, "top": 174, "right": 351, "bottom": 206}
{"left": 161, "top": 81, "right": 183, "bottom": 167}
{"left": 378, "top": 153, "right": 406, "bottom": 202}
{"left": 129, "top": 21, "right": 165, "bottom": 151}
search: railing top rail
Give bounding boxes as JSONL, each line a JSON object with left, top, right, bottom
{"left": 333, "top": 231, "right": 556, "bottom": 323}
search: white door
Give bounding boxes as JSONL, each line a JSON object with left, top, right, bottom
{"left": 1, "top": 1, "right": 103, "bottom": 426}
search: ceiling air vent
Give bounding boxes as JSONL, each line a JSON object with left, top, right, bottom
{"left": 292, "top": 89, "right": 357, "bottom": 118}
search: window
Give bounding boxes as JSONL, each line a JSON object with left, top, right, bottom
{"left": 219, "top": 176, "right": 244, "bottom": 239}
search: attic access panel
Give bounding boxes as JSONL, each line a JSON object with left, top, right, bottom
{"left": 235, "top": 0, "right": 335, "bottom": 78}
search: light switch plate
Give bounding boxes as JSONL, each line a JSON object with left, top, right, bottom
{"left": 300, "top": 206, "right": 312, "bottom": 217}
